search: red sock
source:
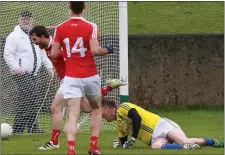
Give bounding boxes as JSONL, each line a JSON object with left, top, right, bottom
{"left": 68, "top": 141, "right": 75, "bottom": 154}
{"left": 90, "top": 136, "right": 99, "bottom": 148}
{"left": 50, "top": 129, "right": 60, "bottom": 145}
{"left": 101, "top": 86, "right": 113, "bottom": 96}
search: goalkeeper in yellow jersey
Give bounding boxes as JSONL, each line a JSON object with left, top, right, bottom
{"left": 101, "top": 99, "right": 224, "bottom": 150}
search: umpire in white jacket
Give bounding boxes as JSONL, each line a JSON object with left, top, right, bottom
{"left": 4, "top": 11, "right": 53, "bottom": 134}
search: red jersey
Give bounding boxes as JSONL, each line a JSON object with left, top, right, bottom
{"left": 45, "top": 36, "right": 65, "bottom": 80}
{"left": 53, "top": 17, "right": 98, "bottom": 78}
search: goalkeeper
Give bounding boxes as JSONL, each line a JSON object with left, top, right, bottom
{"left": 30, "top": 25, "right": 125, "bottom": 150}
{"left": 101, "top": 99, "right": 224, "bottom": 150}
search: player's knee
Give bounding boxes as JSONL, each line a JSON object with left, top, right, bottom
{"left": 92, "top": 108, "right": 101, "bottom": 115}
{"left": 51, "top": 104, "right": 56, "bottom": 113}
{"left": 91, "top": 108, "right": 102, "bottom": 120}
{"left": 151, "top": 142, "right": 164, "bottom": 149}
{"left": 80, "top": 99, "right": 92, "bottom": 112}
{"left": 51, "top": 104, "right": 61, "bottom": 115}
{"left": 87, "top": 96, "right": 101, "bottom": 110}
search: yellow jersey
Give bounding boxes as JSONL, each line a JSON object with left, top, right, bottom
{"left": 116, "top": 102, "right": 161, "bottom": 145}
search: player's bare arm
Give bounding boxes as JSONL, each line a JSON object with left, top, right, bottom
{"left": 51, "top": 42, "right": 61, "bottom": 59}
{"left": 89, "top": 39, "right": 113, "bottom": 56}
{"left": 89, "top": 23, "right": 114, "bottom": 56}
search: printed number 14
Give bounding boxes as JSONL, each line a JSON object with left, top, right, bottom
{"left": 63, "top": 37, "right": 87, "bottom": 57}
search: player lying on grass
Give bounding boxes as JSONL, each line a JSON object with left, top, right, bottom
{"left": 30, "top": 25, "right": 124, "bottom": 150}
{"left": 101, "top": 99, "right": 224, "bottom": 150}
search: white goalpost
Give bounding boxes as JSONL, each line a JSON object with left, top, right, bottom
{"left": 0, "top": 2, "right": 128, "bottom": 134}
{"left": 119, "top": 2, "right": 129, "bottom": 103}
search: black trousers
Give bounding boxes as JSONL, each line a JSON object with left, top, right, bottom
{"left": 12, "top": 73, "right": 40, "bottom": 132}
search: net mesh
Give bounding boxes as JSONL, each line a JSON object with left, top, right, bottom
{"left": 0, "top": 2, "right": 119, "bottom": 134}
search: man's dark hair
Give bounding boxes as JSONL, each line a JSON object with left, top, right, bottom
{"left": 29, "top": 25, "right": 50, "bottom": 38}
{"left": 70, "top": 1, "right": 84, "bottom": 14}
{"left": 102, "top": 98, "right": 117, "bottom": 108}
{"left": 20, "top": 11, "right": 32, "bottom": 18}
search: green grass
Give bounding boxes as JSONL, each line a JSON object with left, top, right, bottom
{"left": 2, "top": 110, "right": 224, "bottom": 154}
{"left": 128, "top": 2, "right": 224, "bottom": 34}
{"left": 0, "top": 2, "right": 223, "bottom": 36}
{"left": 0, "top": 2, "right": 224, "bottom": 154}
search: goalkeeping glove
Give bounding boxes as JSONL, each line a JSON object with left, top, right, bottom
{"left": 122, "top": 137, "right": 136, "bottom": 149}
{"left": 104, "top": 44, "right": 114, "bottom": 54}
{"left": 112, "top": 139, "right": 121, "bottom": 148}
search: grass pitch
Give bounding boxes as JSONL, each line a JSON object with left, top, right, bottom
{"left": 1, "top": 1, "right": 224, "bottom": 154}
{"left": 1, "top": 2, "right": 224, "bottom": 35}
{"left": 128, "top": 2, "right": 224, "bottom": 34}
{"left": 2, "top": 110, "right": 224, "bottom": 154}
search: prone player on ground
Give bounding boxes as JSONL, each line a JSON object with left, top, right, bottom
{"left": 101, "top": 99, "right": 224, "bottom": 150}
{"left": 50, "top": 2, "right": 114, "bottom": 155}
{"left": 30, "top": 25, "right": 123, "bottom": 151}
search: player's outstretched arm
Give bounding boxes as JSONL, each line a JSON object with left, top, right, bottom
{"left": 89, "top": 39, "right": 113, "bottom": 56}
{"left": 89, "top": 23, "right": 113, "bottom": 56}
{"left": 123, "top": 108, "right": 142, "bottom": 148}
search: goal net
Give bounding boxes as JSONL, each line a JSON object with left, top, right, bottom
{"left": 0, "top": 2, "right": 120, "bottom": 134}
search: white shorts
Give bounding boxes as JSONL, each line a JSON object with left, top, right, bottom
{"left": 56, "top": 78, "right": 64, "bottom": 95}
{"left": 151, "top": 118, "right": 180, "bottom": 144}
{"left": 62, "top": 75, "right": 101, "bottom": 100}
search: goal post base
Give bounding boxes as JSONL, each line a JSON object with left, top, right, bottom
{"left": 120, "top": 95, "right": 129, "bottom": 103}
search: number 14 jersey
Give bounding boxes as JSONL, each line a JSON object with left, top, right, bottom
{"left": 53, "top": 17, "right": 98, "bottom": 78}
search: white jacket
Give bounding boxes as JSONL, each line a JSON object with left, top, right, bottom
{"left": 4, "top": 25, "right": 53, "bottom": 76}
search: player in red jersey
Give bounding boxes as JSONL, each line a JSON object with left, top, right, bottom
{"left": 51, "top": 2, "right": 114, "bottom": 155}
{"left": 30, "top": 25, "right": 120, "bottom": 152}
